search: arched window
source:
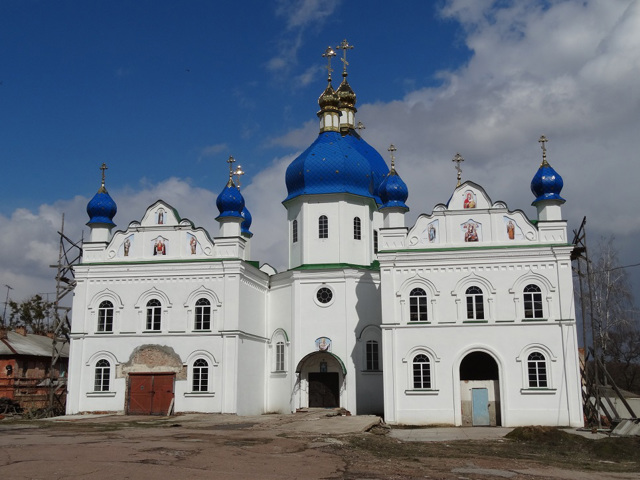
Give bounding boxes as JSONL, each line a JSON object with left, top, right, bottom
{"left": 292, "top": 219, "right": 298, "bottom": 243}
{"left": 146, "top": 299, "right": 162, "bottom": 331}
{"left": 465, "top": 286, "right": 485, "bottom": 320}
{"left": 527, "top": 352, "right": 548, "bottom": 387}
{"left": 353, "top": 217, "right": 361, "bottom": 240}
{"left": 365, "top": 340, "right": 379, "bottom": 371}
{"left": 373, "top": 230, "right": 379, "bottom": 254}
{"left": 409, "top": 288, "right": 428, "bottom": 321}
{"left": 412, "top": 354, "right": 431, "bottom": 389}
{"left": 194, "top": 298, "right": 211, "bottom": 330}
{"left": 97, "top": 300, "right": 114, "bottom": 332}
{"left": 94, "top": 359, "right": 110, "bottom": 392}
{"left": 523, "top": 284, "right": 543, "bottom": 319}
{"left": 192, "top": 359, "right": 209, "bottom": 392}
{"left": 275, "top": 342, "right": 285, "bottom": 371}
{"left": 319, "top": 215, "right": 328, "bottom": 239}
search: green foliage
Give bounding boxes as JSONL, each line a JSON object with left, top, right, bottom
{"left": 7, "top": 295, "right": 54, "bottom": 335}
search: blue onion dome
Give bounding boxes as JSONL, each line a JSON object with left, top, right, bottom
{"left": 240, "top": 206, "right": 252, "bottom": 235}
{"left": 531, "top": 159, "right": 565, "bottom": 205}
{"left": 284, "top": 131, "right": 376, "bottom": 202}
{"left": 216, "top": 178, "right": 245, "bottom": 219}
{"left": 343, "top": 130, "right": 389, "bottom": 204}
{"left": 379, "top": 164, "right": 409, "bottom": 211}
{"left": 87, "top": 172, "right": 117, "bottom": 226}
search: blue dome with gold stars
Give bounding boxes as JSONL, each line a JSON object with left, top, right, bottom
{"left": 531, "top": 161, "right": 565, "bottom": 205}
{"left": 241, "top": 206, "right": 252, "bottom": 235}
{"left": 87, "top": 187, "right": 117, "bottom": 226}
{"left": 216, "top": 182, "right": 245, "bottom": 219}
{"left": 379, "top": 168, "right": 409, "bottom": 211}
{"left": 284, "top": 131, "right": 377, "bottom": 202}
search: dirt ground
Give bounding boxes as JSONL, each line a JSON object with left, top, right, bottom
{"left": 0, "top": 411, "right": 639, "bottom": 480}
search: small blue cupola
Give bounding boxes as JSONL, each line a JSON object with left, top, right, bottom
{"left": 216, "top": 156, "right": 246, "bottom": 238}
{"left": 241, "top": 206, "right": 253, "bottom": 237}
{"left": 379, "top": 145, "right": 409, "bottom": 212}
{"left": 530, "top": 136, "right": 565, "bottom": 221}
{"left": 86, "top": 163, "right": 117, "bottom": 242}
{"left": 531, "top": 135, "right": 565, "bottom": 205}
{"left": 87, "top": 163, "right": 117, "bottom": 227}
{"left": 379, "top": 145, "right": 409, "bottom": 228}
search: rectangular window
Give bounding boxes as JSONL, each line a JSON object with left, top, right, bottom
{"left": 319, "top": 215, "right": 328, "bottom": 239}
{"left": 292, "top": 219, "right": 298, "bottom": 243}
{"left": 353, "top": 217, "right": 361, "bottom": 240}
{"left": 366, "top": 341, "right": 379, "bottom": 371}
{"left": 275, "top": 342, "right": 285, "bottom": 371}
{"left": 373, "top": 230, "right": 378, "bottom": 254}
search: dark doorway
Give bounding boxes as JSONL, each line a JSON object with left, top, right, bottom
{"left": 128, "top": 373, "right": 175, "bottom": 415}
{"left": 308, "top": 372, "right": 339, "bottom": 408}
{"left": 460, "top": 351, "right": 499, "bottom": 380}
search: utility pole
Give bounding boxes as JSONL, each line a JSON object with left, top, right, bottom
{"left": 2, "top": 284, "right": 12, "bottom": 327}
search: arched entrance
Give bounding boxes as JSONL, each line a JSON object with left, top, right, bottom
{"left": 296, "top": 352, "right": 346, "bottom": 408}
{"left": 459, "top": 351, "right": 501, "bottom": 426}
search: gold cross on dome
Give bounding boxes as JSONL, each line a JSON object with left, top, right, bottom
{"left": 322, "top": 46, "right": 337, "bottom": 80}
{"left": 388, "top": 144, "right": 397, "bottom": 171}
{"left": 226, "top": 155, "right": 236, "bottom": 186}
{"left": 452, "top": 153, "right": 464, "bottom": 187}
{"left": 100, "top": 163, "right": 108, "bottom": 187}
{"left": 337, "top": 39, "right": 354, "bottom": 74}
{"left": 234, "top": 165, "right": 245, "bottom": 189}
{"left": 538, "top": 135, "right": 549, "bottom": 166}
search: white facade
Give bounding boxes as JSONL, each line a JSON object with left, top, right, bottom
{"left": 67, "top": 83, "right": 582, "bottom": 427}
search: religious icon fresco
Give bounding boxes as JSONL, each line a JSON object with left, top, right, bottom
{"left": 153, "top": 237, "right": 167, "bottom": 256}
{"left": 316, "top": 337, "right": 332, "bottom": 352}
{"left": 463, "top": 190, "right": 477, "bottom": 209}
{"left": 461, "top": 220, "right": 481, "bottom": 242}
{"left": 121, "top": 235, "right": 133, "bottom": 257}
{"left": 157, "top": 208, "right": 165, "bottom": 225}
{"left": 187, "top": 233, "right": 199, "bottom": 255}
{"left": 423, "top": 220, "right": 438, "bottom": 243}
{"left": 503, "top": 216, "right": 524, "bottom": 240}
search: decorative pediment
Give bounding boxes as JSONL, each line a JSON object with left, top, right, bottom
{"left": 404, "top": 181, "right": 538, "bottom": 249}
{"left": 102, "top": 201, "right": 216, "bottom": 261}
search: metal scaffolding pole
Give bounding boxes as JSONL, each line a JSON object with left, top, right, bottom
{"left": 47, "top": 214, "right": 82, "bottom": 416}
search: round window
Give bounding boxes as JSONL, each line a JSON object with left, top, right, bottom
{"left": 316, "top": 287, "right": 333, "bottom": 304}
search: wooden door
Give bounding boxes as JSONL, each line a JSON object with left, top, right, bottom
{"left": 128, "top": 374, "right": 174, "bottom": 415}
{"left": 308, "top": 372, "right": 339, "bottom": 408}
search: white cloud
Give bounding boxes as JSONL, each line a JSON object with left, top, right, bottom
{"left": 4, "top": 0, "right": 640, "bottom": 308}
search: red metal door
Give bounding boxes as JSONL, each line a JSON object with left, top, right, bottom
{"left": 128, "top": 374, "right": 174, "bottom": 415}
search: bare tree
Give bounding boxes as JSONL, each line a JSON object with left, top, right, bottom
{"left": 584, "top": 237, "right": 636, "bottom": 368}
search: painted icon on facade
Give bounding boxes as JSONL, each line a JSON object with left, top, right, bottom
{"left": 157, "top": 208, "right": 165, "bottom": 225}
{"left": 461, "top": 220, "right": 481, "bottom": 242}
{"left": 463, "top": 191, "right": 477, "bottom": 209}
{"left": 503, "top": 216, "right": 524, "bottom": 240}
{"left": 316, "top": 337, "right": 331, "bottom": 352}
{"left": 153, "top": 237, "right": 167, "bottom": 255}
{"left": 122, "top": 235, "right": 133, "bottom": 257}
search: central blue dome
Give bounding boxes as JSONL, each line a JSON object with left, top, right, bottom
{"left": 284, "top": 131, "right": 388, "bottom": 203}
{"left": 87, "top": 188, "right": 117, "bottom": 226}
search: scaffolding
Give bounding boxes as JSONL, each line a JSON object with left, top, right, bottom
{"left": 47, "top": 214, "right": 82, "bottom": 416}
{"left": 571, "top": 217, "right": 637, "bottom": 428}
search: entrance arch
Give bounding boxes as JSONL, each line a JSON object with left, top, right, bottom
{"left": 295, "top": 352, "right": 346, "bottom": 408}
{"left": 459, "top": 351, "right": 501, "bottom": 426}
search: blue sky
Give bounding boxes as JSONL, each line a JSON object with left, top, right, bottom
{"left": 1, "top": 0, "right": 640, "bottom": 307}
{"left": 1, "top": 1, "right": 468, "bottom": 213}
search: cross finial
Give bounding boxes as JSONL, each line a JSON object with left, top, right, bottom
{"left": 234, "top": 165, "right": 245, "bottom": 190}
{"left": 322, "top": 46, "right": 337, "bottom": 81}
{"left": 226, "top": 155, "right": 236, "bottom": 187}
{"left": 452, "top": 153, "right": 464, "bottom": 187}
{"left": 336, "top": 39, "right": 354, "bottom": 75}
{"left": 538, "top": 135, "right": 549, "bottom": 166}
{"left": 388, "top": 144, "right": 397, "bottom": 173}
{"left": 100, "top": 163, "right": 108, "bottom": 186}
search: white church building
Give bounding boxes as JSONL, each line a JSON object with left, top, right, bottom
{"left": 65, "top": 46, "right": 583, "bottom": 427}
